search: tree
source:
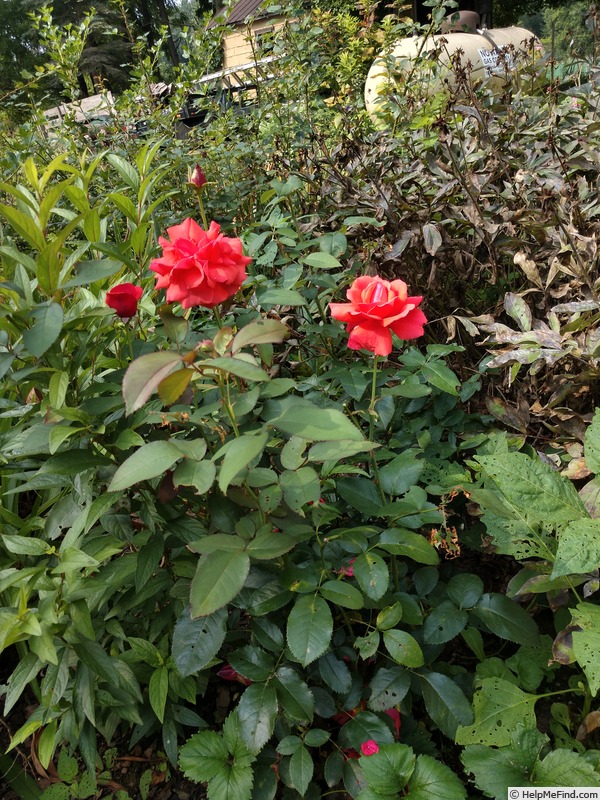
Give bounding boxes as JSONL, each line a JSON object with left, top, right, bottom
{"left": 0, "top": 0, "right": 42, "bottom": 95}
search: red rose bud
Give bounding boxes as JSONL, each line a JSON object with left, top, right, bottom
{"left": 106, "top": 283, "right": 143, "bottom": 318}
{"left": 188, "top": 164, "right": 207, "bottom": 189}
{"left": 384, "top": 707, "right": 401, "bottom": 738}
{"left": 217, "top": 664, "right": 252, "bottom": 685}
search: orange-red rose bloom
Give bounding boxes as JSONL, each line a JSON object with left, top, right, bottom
{"left": 149, "top": 218, "right": 251, "bottom": 309}
{"left": 105, "top": 283, "right": 143, "bottom": 318}
{"left": 329, "top": 275, "right": 427, "bottom": 356}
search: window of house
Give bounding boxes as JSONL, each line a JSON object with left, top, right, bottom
{"left": 255, "top": 26, "right": 275, "bottom": 54}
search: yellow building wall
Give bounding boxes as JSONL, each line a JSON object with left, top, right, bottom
{"left": 223, "top": 17, "right": 286, "bottom": 69}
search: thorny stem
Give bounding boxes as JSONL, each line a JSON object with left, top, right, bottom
{"left": 368, "top": 355, "right": 387, "bottom": 505}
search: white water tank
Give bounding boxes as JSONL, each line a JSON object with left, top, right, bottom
{"left": 365, "top": 26, "right": 541, "bottom": 117}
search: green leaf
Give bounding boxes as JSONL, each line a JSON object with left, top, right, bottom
{"left": 337, "top": 477, "right": 382, "bottom": 517}
{"left": 172, "top": 606, "right": 228, "bottom": 677}
{"left": 287, "top": 594, "right": 333, "bottom": 666}
{"left": 472, "top": 593, "right": 539, "bottom": 646}
{"left": 406, "top": 754, "right": 466, "bottom": 800}
{"left": 572, "top": 624, "right": 600, "bottom": 696}
{"left": 232, "top": 319, "right": 288, "bottom": 353}
{"left": 273, "top": 667, "right": 314, "bottom": 723}
{"left": 455, "top": 679, "right": 539, "bottom": 747}
{"left": 423, "top": 601, "right": 468, "bottom": 645}
{"left": 280, "top": 467, "right": 320, "bottom": 513}
{"left": 1, "top": 535, "right": 50, "bottom": 556}
{"left": 23, "top": 303, "right": 63, "bottom": 358}
{"left": 477, "top": 452, "right": 587, "bottom": 524}
{"left": 367, "top": 666, "right": 411, "bottom": 712}
{"left": 128, "top": 638, "right": 161, "bottom": 667}
{"left": 255, "top": 287, "right": 307, "bottom": 306}
{"left": 552, "top": 518, "right": 600, "bottom": 578}
{"left": 355, "top": 630, "right": 381, "bottom": 660}
{"left": 217, "top": 431, "right": 268, "bottom": 493}
{"left": 57, "top": 750, "right": 79, "bottom": 783}
{"left": 229, "top": 646, "right": 274, "bottom": 682}
{"left": 536, "top": 748, "right": 600, "bottom": 787}
{"left": 158, "top": 368, "right": 193, "bottom": 405}
{"left": 173, "top": 460, "right": 216, "bottom": 494}
{"left": 106, "top": 154, "right": 140, "bottom": 190}
{"left": 301, "top": 252, "right": 341, "bottom": 269}
{"left": 246, "top": 531, "right": 296, "bottom": 559}
{"left": 179, "top": 730, "right": 229, "bottom": 782}
{"left": 73, "top": 640, "right": 119, "bottom": 685}
{"left": 277, "top": 736, "right": 302, "bottom": 755}
{"left": 191, "top": 551, "right": 250, "bottom": 617}
{"left": 353, "top": 552, "right": 389, "bottom": 601}
{"left": 420, "top": 672, "right": 474, "bottom": 739}
{"left": 318, "top": 652, "right": 352, "bottom": 695}
{"left": 189, "top": 535, "right": 245, "bottom": 555}
{"left": 61, "top": 258, "right": 124, "bottom": 288}
{"left": 446, "top": 573, "right": 484, "bottom": 609}
{"left": 0, "top": 203, "right": 45, "bottom": 250}
{"left": 379, "top": 453, "right": 424, "bottom": 496}
{"left": 122, "top": 351, "right": 183, "bottom": 415}
{"left": 149, "top": 666, "right": 169, "bottom": 723}
{"left": 383, "top": 630, "right": 424, "bottom": 668}
{"left": 135, "top": 533, "right": 163, "bottom": 593}
{"left": 203, "top": 357, "right": 269, "bottom": 382}
{"left": 264, "top": 397, "right": 363, "bottom": 442}
{"left": 108, "top": 440, "right": 181, "bottom": 492}
{"left": 289, "top": 745, "right": 314, "bottom": 795}
{"left": 379, "top": 528, "right": 439, "bottom": 565}
{"left": 237, "top": 683, "right": 278, "bottom": 754}
{"left": 319, "top": 580, "right": 364, "bottom": 610}
{"left": 4, "top": 652, "right": 41, "bottom": 715}
{"left": 359, "top": 744, "right": 415, "bottom": 795}
{"left": 462, "top": 743, "right": 534, "bottom": 799}
{"left": 307, "top": 440, "right": 377, "bottom": 462}
{"left": 376, "top": 603, "right": 403, "bottom": 631}
{"left": 421, "top": 361, "right": 460, "bottom": 395}
{"left": 584, "top": 408, "right": 600, "bottom": 474}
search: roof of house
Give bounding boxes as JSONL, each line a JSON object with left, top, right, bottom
{"left": 214, "top": 0, "right": 272, "bottom": 27}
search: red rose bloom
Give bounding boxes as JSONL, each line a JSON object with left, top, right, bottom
{"left": 149, "top": 218, "right": 251, "bottom": 309}
{"left": 329, "top": 275, "right": 427, "bottom": 356}
{"left": 360, "top": 740, "right": 379, "bottom": 756}
{"left": 106, "top": 283, "right": 143, "bottom": 318}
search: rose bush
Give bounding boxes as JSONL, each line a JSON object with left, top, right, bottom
{"left": 149, "top": 218, "right": 251, "bottom": 309}
{"left": 329, "top": 274, "right": 427, "bottom": 356}
{"left": 105, "top": 282, "right": 143, "bottom": 318}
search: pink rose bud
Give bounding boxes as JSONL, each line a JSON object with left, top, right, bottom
{"left": 188, "top": 164, "right": 207, "bottom": 189}
{"left": 360, "top": 740, "right": 379, "bottom": 756}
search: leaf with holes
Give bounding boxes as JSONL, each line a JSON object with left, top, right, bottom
{"left": 455, "top": 679, "right": 539, "bottom": 747}
{"left": 353, "top": 552, "right": 389, "bottom": 601}
{"left": 383, "top": 630, "right": 424, "bottom": 668}
{"left": 367, "top": 666, "right": 411, "bottom": 712}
